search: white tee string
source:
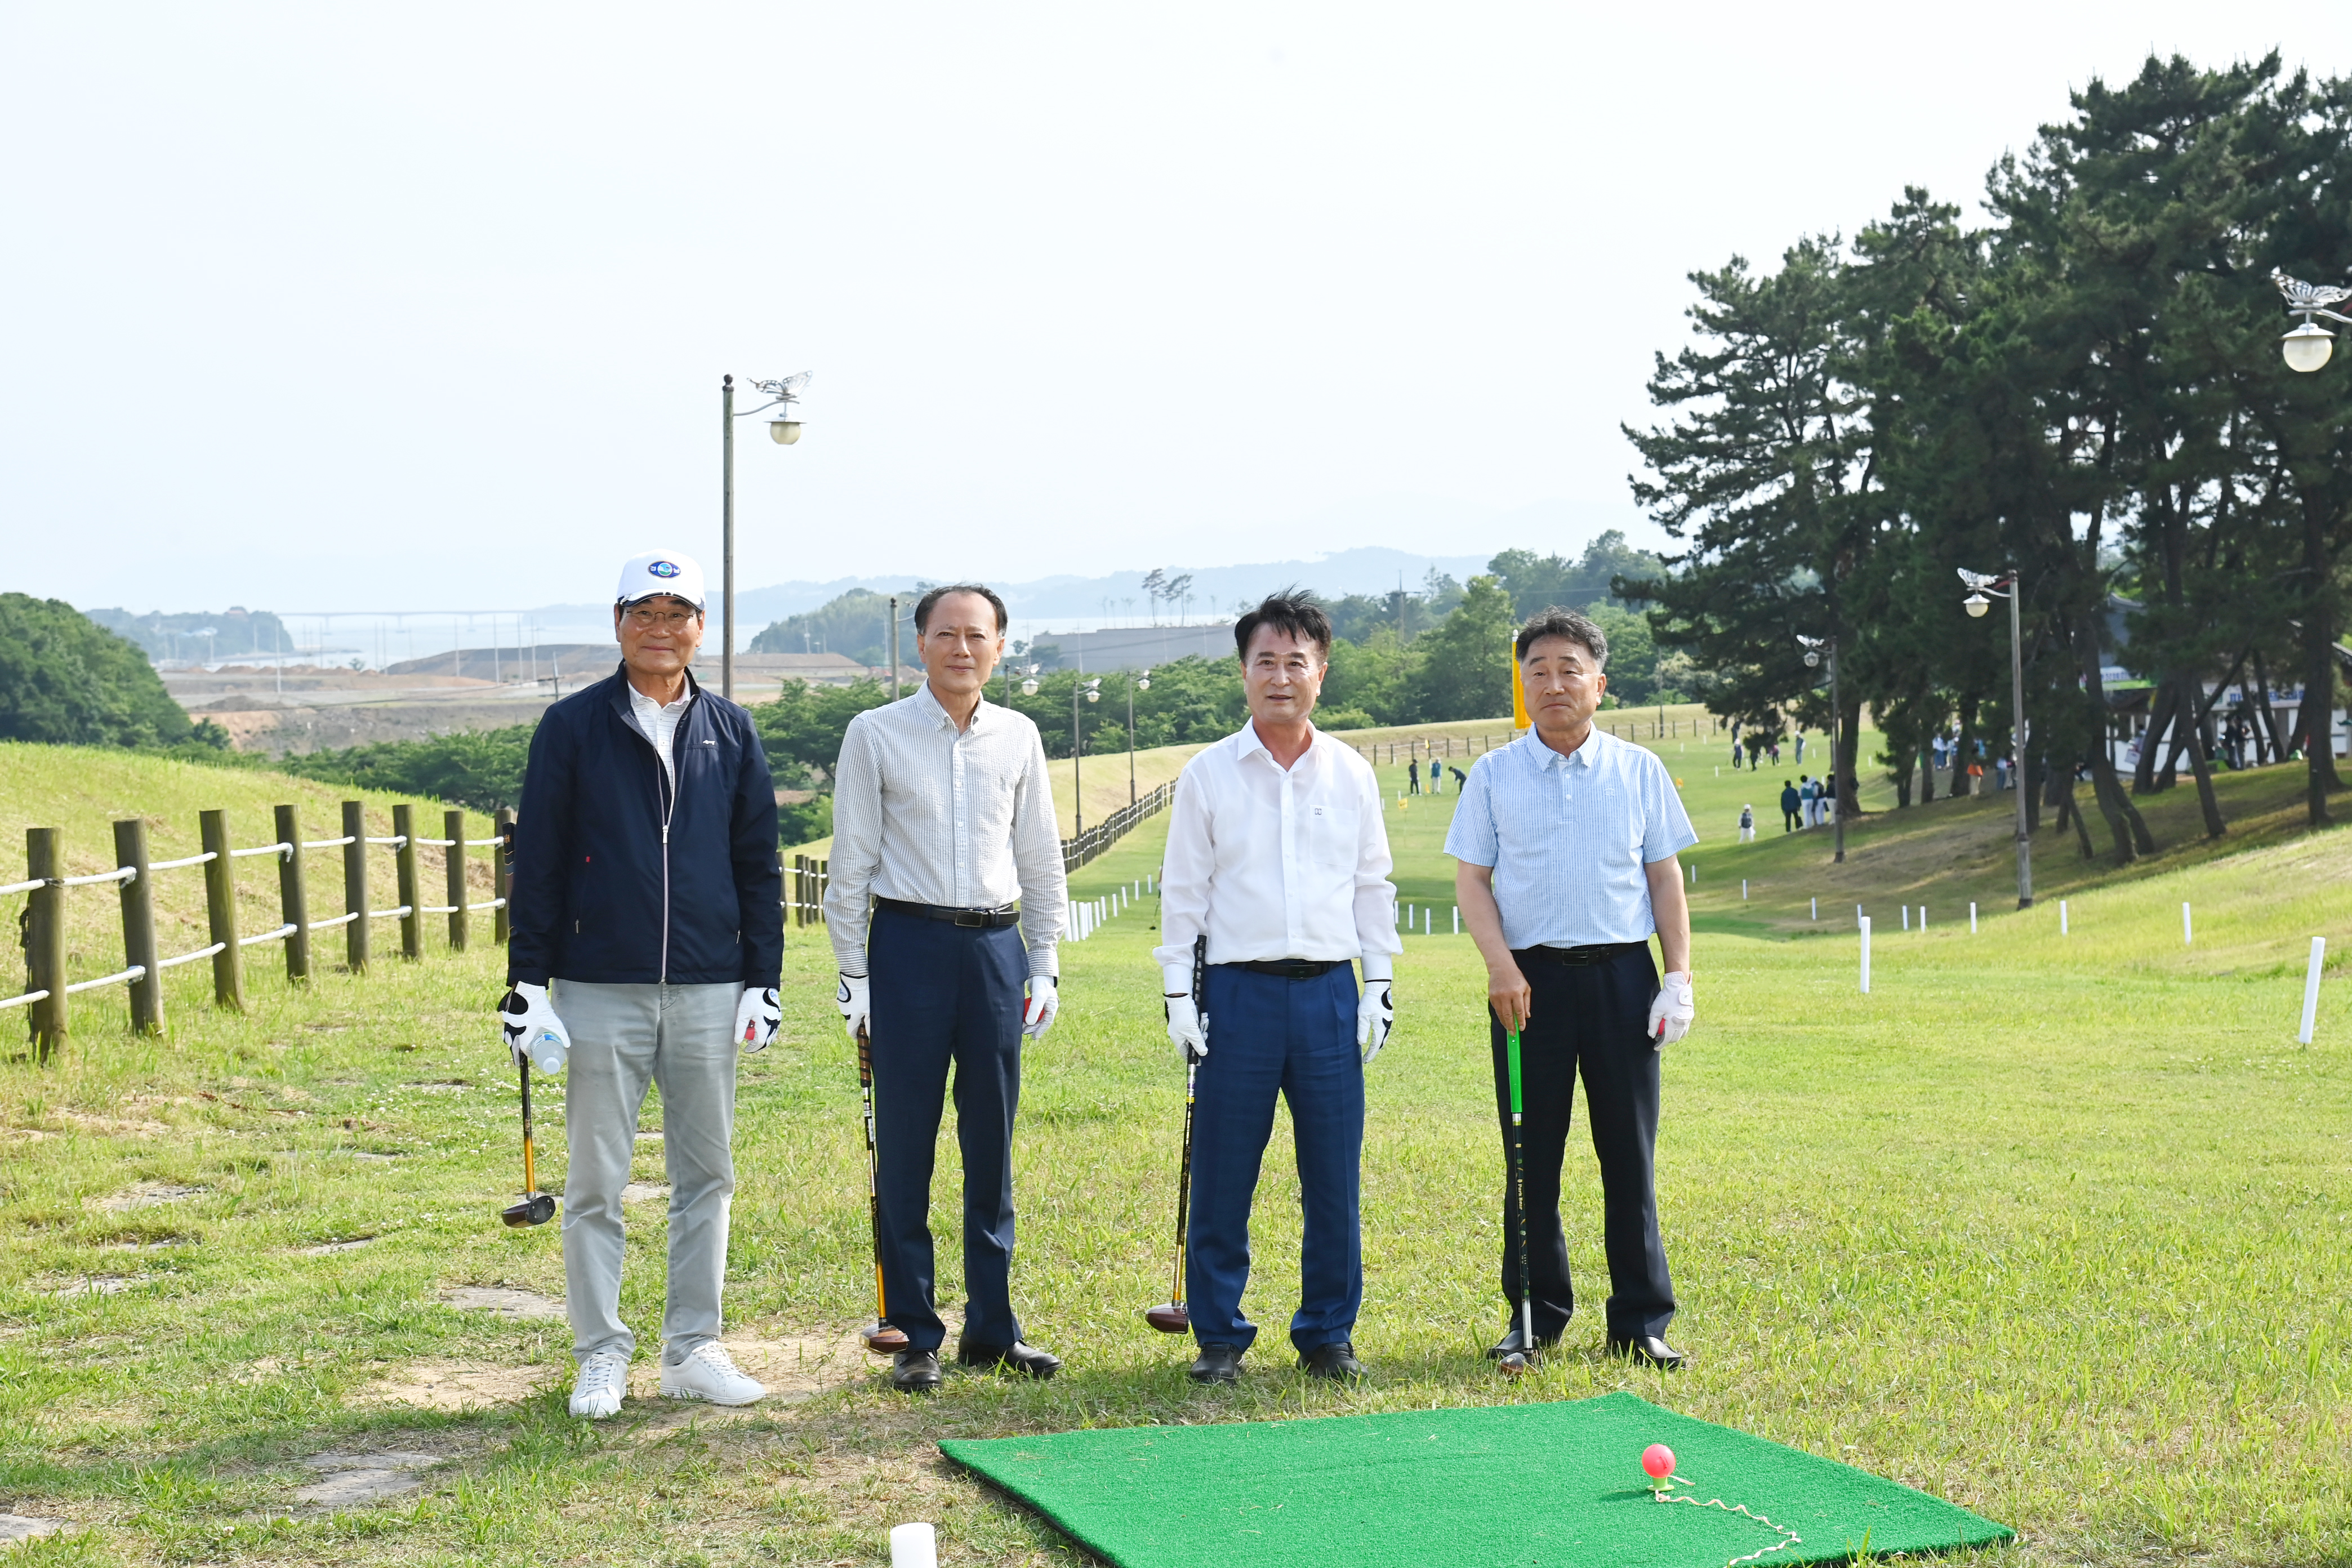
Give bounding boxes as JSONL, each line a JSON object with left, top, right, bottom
{"left": 1654, "top": 1479, "right": 1804, "bottom": 1567}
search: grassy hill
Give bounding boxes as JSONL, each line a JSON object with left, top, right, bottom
{"left": 0, "top": 743, "right": 502, "bottom": 996}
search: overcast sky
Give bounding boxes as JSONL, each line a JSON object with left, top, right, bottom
{"left": 5, "top": 3, "right": 2346, "bottom": 617}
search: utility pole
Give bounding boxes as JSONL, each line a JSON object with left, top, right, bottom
{"left": 721, "top": 375, "right": 736, "bottom": 699}
{"left": 888, "top": 595, "right": 900, "bottom": 700}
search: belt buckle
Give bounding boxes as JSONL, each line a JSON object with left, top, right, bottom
{"left": 954, "top": 909, "right": 987, "bottom": 928}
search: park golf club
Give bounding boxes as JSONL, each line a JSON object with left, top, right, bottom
{"left": 500, "top": 1057, "right": 556, "bottom": 1228}
{"left": 1498, "top": 1027, "right": 1533, "bottom": 1377}
{"left": 1143, "top": 934, "right": 1209, "bottom": 1334}
{"left": 854, "top": 1024, "right": 911, "bottom": 1355}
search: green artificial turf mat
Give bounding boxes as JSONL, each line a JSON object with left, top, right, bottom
{"left": 940, "top": 1391, "right": 2011, "bottom": 1568}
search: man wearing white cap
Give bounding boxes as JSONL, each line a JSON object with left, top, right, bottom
{"left": 502, "top": 550, "right": 786, "bottom": 1419}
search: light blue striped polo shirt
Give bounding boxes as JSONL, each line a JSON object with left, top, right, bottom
{"left": 1443, "top": 727, "right": 1698, "bottom": 950}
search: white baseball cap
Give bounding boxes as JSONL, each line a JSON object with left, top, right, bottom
{"left": 615, "top": 550, "right": 706, "bottom": 611}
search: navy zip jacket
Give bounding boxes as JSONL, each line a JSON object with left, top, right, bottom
{"left": 508, "top": 665, "right": 783, "bottom": 990}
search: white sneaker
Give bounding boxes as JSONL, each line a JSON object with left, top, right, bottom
{"left": 569, "top": 1349, "right": 630, "bottom": 1419}
{"left": 659, "top": 1342, "right": 765, "bottom": 1406}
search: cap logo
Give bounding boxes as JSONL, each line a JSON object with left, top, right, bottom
{"left": 649, "top": 560, "right": 681, "bottom": 578}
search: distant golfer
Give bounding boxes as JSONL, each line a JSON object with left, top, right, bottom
{"left": 826, "top": 584, "right": 1068, "bottom": 1393}
{"left": 502, "top": 549, "right": 784, "bottom": 1419}
{"left": 1156, "top": 591, "right": 1400, "bottom": 1385}
{"left": 1738, "top": 804, "right": 1755, "bottom": 843}
{"left": 1779, "top": 779, "right": 1799, "bottom": 833}
{"left": 1449, "top": 607, "right": 1696, "bottom": 1369}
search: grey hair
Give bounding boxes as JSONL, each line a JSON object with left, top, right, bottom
{"left": 1514, "top": 607, "right": 1608, "bottom": 667}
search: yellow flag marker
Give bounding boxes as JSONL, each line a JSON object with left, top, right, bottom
{"left": 1511, "top": 656, "right": 1529, "bottom": 729}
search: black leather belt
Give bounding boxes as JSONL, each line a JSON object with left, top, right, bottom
{"left": 876, "top": 897, "right": 1021, "bottom": 929}
{"left": 1232, "top": 959, "right": 1344, "bottom": 979}
{"left": 1517, "top": 942, "right": 1648, "bottom": 966}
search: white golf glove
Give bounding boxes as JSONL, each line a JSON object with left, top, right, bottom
{"left": 836, "top": 972, "right": 871, "bottom": 1041}
{"left": 1648, "top": 970, "right": 1695, "bottom": 1049}
{"left": 735, "top": 986, "right": 781, "bottom": 1053}
{"left": 1023, "top": 975, "right": 1059, "bottom": 1039}
{"left": 499, "top": 981, "right": 569, "bottom": 1073}
{"left": 1162, "top": 961, "right": 1205, "bottom": 1067}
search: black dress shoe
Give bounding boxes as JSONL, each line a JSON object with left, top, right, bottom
{"left": 1607, "top": 1334, "right": 1687, "bottom": 1369}
{"left": 956, "top": 1339, "right": 1062, "bottom": 1379}
{"left": 1299, "top": 1341, "right": 1364, "bottom": 1382}
{"left": 890, "top": 1349, "right": 943, "bottom": 1392}
{"left": 1188, "top": 1344, "right": 1244, "bottom": 1384}
{"left": 1485, "top": 1325, "right": 1561, "bottom": 1360}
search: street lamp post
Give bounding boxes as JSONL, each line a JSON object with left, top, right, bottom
{"left": 1961, "top": 568, "right": 2033, "bottom": 908}
{"left": 719, "top": 371, "right": 811, "bottom": 700}
{"left": 1796, "top": 633, "right": 1845, "bottom": 864}
{"left": 1125, "top": 668, "right": 1152, "bottom": 805}
{"left": 1073, "top": 678, "right": 1102, "bottom": 832}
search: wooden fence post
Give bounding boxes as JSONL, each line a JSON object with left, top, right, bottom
{"left": 274, "top": 804, "right": 310, "bottom": 981}
{"left": 342, "top": 800, "right": 370, "bottom": 973}
{"left": 444, "top": 808, "right": 468, "bottom": 952}
{"left": 25, "top": 828, "right": 67, "bottom": 1059}
{"left": 113, "top": 818, "right": 164, "bottom": 1035}
{"left": 393, "top": 804, "right": 422, "bottom": 960}
{"left": 199, "top": 809, "right": 246, "bottom": 1012}
{"left": 494, "top": 808, "right": 514, "bottom": 943}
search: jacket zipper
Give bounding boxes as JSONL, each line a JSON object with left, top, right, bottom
{"left": 658, "top": 739, "right": 676, "bottom": 983}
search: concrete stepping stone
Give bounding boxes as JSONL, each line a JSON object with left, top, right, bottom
{"left": 292, "top": 1451, "right": 440, "bottom": 1507}
{"left": 0, "top": 1514, "right": 63, "bottom": 1546}
{"left": 437, "top": 1285, "right": 563, "bottom": 1320}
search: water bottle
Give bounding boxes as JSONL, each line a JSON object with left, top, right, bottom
{"left": 528, "top": 1026, "right": 568, "bottom": 1075}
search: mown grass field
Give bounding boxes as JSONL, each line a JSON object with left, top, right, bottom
{"left": 2, "top": 739, "right": 2347, "bottom": 1566}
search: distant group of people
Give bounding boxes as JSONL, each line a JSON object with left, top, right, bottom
{"left": 1404, "top": 756, "right": 1468, "bottom": 796}
{"left": 1771, "top": 775, "right": 1836, "bottom": 832}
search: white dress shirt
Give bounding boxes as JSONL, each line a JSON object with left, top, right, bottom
{"left": 1152, "top": 721, "right": 1401, "bottom": 969}
{"left": 825, "top": 683, "right": 1067, "bottom": 978}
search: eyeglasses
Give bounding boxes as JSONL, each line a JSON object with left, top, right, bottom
{"left": 624, "top": 608, "right": 700, "bottom": 631}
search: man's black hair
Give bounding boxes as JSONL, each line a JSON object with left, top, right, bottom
{"left": 913, "top": 583, "right": 1010, "bottom": 635}
{"left": 1513, "top": 605, "right": 1609, "bottom": 666}
{"left": 1233, "top": 590, "right": 1332, "bottom": 661}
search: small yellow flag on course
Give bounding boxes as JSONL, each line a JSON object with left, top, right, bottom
{"left": 1511, "top": 657, "right": 1529, "bottom": 728}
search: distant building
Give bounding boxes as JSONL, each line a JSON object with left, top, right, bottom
{"left": 1027, "top": 622, "right": 1236, "bottom": 672}
{"left": 381, "top": 646, "right": 872, "bottom": 688}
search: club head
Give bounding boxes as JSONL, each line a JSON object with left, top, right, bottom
{"left": 1496, "top": 1351, "right": 1529, "bottom": 1379}
{"left": 859, "top": 1320, "right": 910, "bottom": 1354}
{"left": 501, "top": 1193, "right": 556, "bottom": 1228}
{"left": 1143, "top": 1303, "right": 1191, "bottom": 1334}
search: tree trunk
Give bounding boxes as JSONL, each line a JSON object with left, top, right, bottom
{"left": 1836, "top": 693, "right": 1864, "bottom": 819}
{"left": 2301, "top": 582, "right": 2338, "bottom": 826}
{"left": 2183, "top": 704, "right": 2226, "bottom": 839}
{"left": 2061, "top": 755, "right": 2097, "bottom": 858}
{"left": 2251, "top": 650, "right": 2284, "bottom": 765}
{"left": 1952, "top": 694, "right": 1979, "bottom": 803}
{"left": 1918, "top": 742, "right": 1936, "bottom": 804}
{"left": 2077, "top": 627, "right": 2153, "bottom": 861}
{"left": 2134, "top": 679, "right": 2175, "bottom": 794}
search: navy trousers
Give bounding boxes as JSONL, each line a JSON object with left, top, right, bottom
{"left": 867, "top": 905, "right": 1027, "bottom": 1352}
{"left": 1491, "top": 943, "right": 1676, "bottom": 1342}
{"left": 1187, "top": 963, "right": 1364, "bottom": 1355}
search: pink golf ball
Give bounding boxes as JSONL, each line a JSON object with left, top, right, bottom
{"left": 1641, "top": 1443, "right": 1676, "bottom": 1481}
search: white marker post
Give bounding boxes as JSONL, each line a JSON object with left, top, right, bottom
{"left": 1970, "top": 902, "right": 1978, "bottom": 934}
{"left": 1902, "top": 906, "right": 1909, "bottom": 931}
{"left": 1453, "top": 907, "right": 1460, "bottom": 936}
{"left": 2060, "top": 901, "right": 2069, "bottom": 936}
{"left": 1919, "top": 906, "right": 1927, "bottom": 933}
{"left": 1743, "top": 879, "right": 1748, "bottom": 901}
{"left": 2301, "top": 937, "right": 2326, "bottom": 1045}
{"left": 2182, "top": 902, "right": 2193, "bottom": 946}
{"left": 1811, "top": 897, "right": 1818, "bottom": 921}
{"left": 1859, "top": 916, "right": 1872, "bottom": 994}
{"left": 890, "top": 1523, "right": 938, "bottom": 1568}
